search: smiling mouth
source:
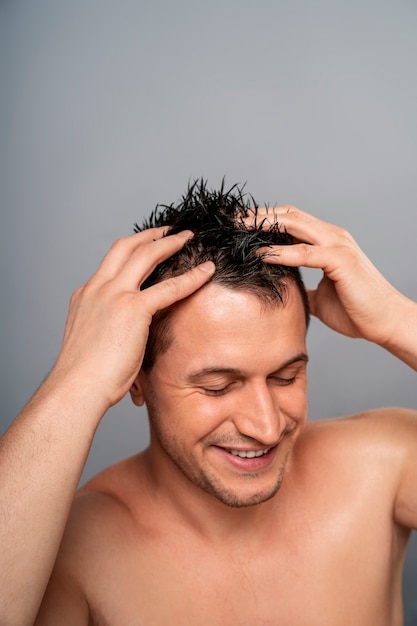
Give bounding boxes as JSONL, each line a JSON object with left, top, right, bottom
{"left": 226, "top": 447, "right": 272, "bottom": 459}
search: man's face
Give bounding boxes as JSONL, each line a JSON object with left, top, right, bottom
{"left": 139, "top": 282, "right": 308, "bottom": 508}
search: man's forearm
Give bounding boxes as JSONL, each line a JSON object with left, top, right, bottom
{"left": 382, "top": 295, "right": 417, "bottom": 371}
{"left": 0, "top": 373, "right": 106, "bottom": 626}
{"left": 0, "top": 228, "right": 217, "bottom": 625}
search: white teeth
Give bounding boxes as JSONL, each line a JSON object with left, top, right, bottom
{"left": 228, "top": 448, "right": 270, "bottom": 458}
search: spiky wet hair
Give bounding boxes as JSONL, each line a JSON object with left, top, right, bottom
{"left": 135, "top": 179, "right": 309, "bottom": 371}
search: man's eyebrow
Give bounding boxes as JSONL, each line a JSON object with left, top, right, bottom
{"left": 186, "top": 367, "right": 242, "bottom": 383}
{"left": 278, "top": 353, "right": 309, "bottom": 367}
{"left": 185, "top": 353, "right": 309, "bottom": 383}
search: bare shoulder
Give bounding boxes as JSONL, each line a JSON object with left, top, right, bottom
{"left": 70, "top": 451, "right": 153, "bottom": 549}
{"left": 301, "top": 406, "right": 417, "bottom": 449}
{"left": 52, "top": 452, "right": 145, "bottom": 556}
{"left": 293, "top": 406, "right": 417, "bottom": 492}
{"left": 294, "top": 407, "right": 417, "bottom": 530}
{"left": 78, "top": 451, "right": 147, "bottom": 507}
{"left": 37, "top": 453, "right": 151, "bottom": 624}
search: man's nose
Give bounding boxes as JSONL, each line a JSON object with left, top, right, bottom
{"left": 232, "top": 383, "right": 284, "bottom": 445}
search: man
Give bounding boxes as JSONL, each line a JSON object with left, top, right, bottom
{"left": 1, "top": 180, "right": 416, "bottom": 625}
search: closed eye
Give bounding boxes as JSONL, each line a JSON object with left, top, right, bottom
{"left": 269, "top": 375, "right": 297, "bottom": 386}
{"left": 200, "top": 383, "right": 235, "bottom": 397}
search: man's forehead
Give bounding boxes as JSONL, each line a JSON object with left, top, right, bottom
{"left": 168, "top": 281, "right": 307, "bottom": 340}
{"left": 176, "top": 280, "right": 302, "bottom": 314}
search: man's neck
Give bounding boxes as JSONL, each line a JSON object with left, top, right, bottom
{"left": 141, "top": 444, "right": 284, "bottom": 546}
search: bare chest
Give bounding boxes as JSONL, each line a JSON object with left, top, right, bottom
{"left": 83, "top": 430, "right": 407, "bottom": 626}
{"left": 87, "top": 514, "right": 403, "bottom": 626}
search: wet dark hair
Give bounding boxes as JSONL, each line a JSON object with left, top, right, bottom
{"left": 135, "top": 179, "right": 310, "bottom": 371}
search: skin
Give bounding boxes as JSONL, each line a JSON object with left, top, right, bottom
{"left": 0, "top": 228, "right": 215, "bottom": 626}
{"left": 138, "top": 283, "right": 309, "bottom": 510}
{"left": 1, "top": 207, "right": 417, "bottom": 625}
{"left": 37, "top": 281, "right": 415, "bottom": 625}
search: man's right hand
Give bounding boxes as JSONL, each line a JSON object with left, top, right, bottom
{"left": 0, "top": 227, "right": 214, "bottom": 626}
{"left": 53, "top": 228, "right": 215, "bottom": 409}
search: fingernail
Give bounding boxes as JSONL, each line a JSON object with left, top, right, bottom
{"left": 198, "top": 261, "right": 215, "bottom": 274}
{"left": 180, "top": 230, "right": 194, "bottom": 239}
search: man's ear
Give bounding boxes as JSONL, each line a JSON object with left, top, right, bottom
{"left": 130, "top": 373, "right": 145, "bottom": 407}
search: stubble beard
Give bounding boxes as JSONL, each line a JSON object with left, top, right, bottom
{"left": 148, "top": 410, "right": 290, "bottom": 509}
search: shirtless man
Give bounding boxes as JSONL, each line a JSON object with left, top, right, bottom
{"left": 1, "top": 181, "right": 416, "bottom": 626}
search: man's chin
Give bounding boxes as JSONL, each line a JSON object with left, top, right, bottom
{"left": 201, "top": 476, "right": 285, "bottom": 508}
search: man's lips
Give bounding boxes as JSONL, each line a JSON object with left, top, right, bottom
{"left": 213, "top": 444, "right": 278, "bottom": 470}
{"left": 209, "top": 422, "right": 297, "bottom": 469}
{"left": 211, "top": 423, "right": 296, "bottom": 457}
{"left": 225, "top": 447, "right": 272, "bottom": 458}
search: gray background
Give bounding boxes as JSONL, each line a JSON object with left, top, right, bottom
{"left": 1, "top": 0, "right": 416, "bottom": 622}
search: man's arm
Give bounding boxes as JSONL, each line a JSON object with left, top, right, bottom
{"left": 250, "top": 206, "right": 417, "bottom": 530}
{"left": 249, "top": 206, "right": 417, "bottom": 370}
{"left": 0, "top": 228, "right": 214, "bottom": 626}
